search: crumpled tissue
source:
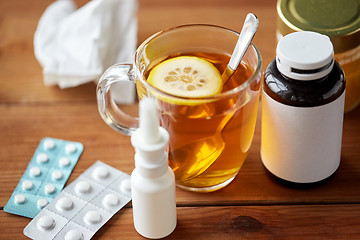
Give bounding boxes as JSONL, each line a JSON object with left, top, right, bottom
{"left": 34, "top": 0, "right": 137, "bottom": 103}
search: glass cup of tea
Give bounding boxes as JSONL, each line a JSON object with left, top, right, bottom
{"left": 97, "top": 24, "right": 262, "bottom": 192}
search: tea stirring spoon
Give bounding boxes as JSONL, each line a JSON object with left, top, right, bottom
{"left": 170, "top": 13, "right": 259, "bottom": 183}
{"left": 222, "top": 13, "right": 259, "bottom": 83}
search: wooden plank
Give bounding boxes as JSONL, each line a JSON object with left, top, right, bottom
{"left": 1, "top": 204, "right": 360, "bottom": 239}
{"left": 1, "top": 103, "right": 359, "bottom": 206}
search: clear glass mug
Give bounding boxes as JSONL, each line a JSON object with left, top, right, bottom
{"left": 97, "top": 24, "right": 262, "bottom": 192}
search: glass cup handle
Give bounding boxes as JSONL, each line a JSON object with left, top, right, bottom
{"left": 96, "top": 63, "right": 139, "bottom": 136}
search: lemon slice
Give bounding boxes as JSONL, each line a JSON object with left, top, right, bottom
{"left": 148, "top": 56, "right": 223, "bottom": 98}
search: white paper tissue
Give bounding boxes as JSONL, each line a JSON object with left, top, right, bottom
{"left": 34, "top": 0, "right": 137, "bottom": 103}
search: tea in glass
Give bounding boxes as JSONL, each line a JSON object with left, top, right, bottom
{"left": 139, "top": 51, "right": 261, "bottom": 191}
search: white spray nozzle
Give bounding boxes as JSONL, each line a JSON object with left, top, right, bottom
{"left": 139, "top": 97, "right": 161, "bottom": 144}
{"left": 131, "top": 97, "right": 169, "bottom": 164}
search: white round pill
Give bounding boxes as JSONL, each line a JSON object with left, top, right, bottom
{"left": 59, "top": 157, "right": 70, "bottom": 167}
{"left": 92, "top": 166, "right": 109, "bottom": 179}
{"left": 52, "top": 170, "right": 63, "bottom": 180}
{"left": 14, "top": 194, "right": 26, "bottom": 204}
{"left": 30, "top": 166, "right": 41, "bottom": 177}
{"left": 56, "top": 197, "right": 73, "bottom": 211}
{"left": 84, "top": 210, "right": 102, "bottom": 224}
{"left": 37, "top": 198, "right": 49, "bottom": 209}
{"left": 37, "top": 216, "right": 55, "bottom": 230}
{"left": 120, "top": 178, "right": 131, "bottom": 194}
{"left": 37, "top": 153, "right": 48, "bottom": 163}
{"left": 65, "top": 229, "right": 84, "bottom": 240}
{"left": 102, "top": 193, "right": 119, "bottom": 207}
{"left": 22, "top": 180, "right": 33, "bottom": 190}
{"left": 44, "top": 139, "right": 55, "bottom": 150}
{"left": 66, "top": 143, "right": 77, "bottom": 153}
{"left": 75, "top": 181, "right": 91, "bottom": 194}
{"left": 44, "top": 184, "right": 56, "bottom": 194}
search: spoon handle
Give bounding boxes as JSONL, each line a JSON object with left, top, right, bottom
{"left": 229, "top": 13, "right": 259, "bottom": 71}
{"left": 222, "top": 13, "right": 259, "bottom": 83}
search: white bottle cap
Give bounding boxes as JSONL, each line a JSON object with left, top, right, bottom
{"left": 276, "top": 31, "right": 334, "bottom": 81}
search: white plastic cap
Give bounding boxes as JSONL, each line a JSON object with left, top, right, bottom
{"left": 276, "top": 31, "right": 334, "bottom": 81}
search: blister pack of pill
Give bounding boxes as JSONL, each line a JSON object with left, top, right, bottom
{"left": 23, "top": 161, "right": 132, "bottom": 240}
{"left": 4, "top": 137, "right": 83, "bottom": 218}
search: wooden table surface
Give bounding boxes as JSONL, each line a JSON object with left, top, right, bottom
{"left": 1, "top": 0, "right": 359, "bottom": 239}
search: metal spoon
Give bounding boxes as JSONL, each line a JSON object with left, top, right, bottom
{"left": 222, "top": 13, "right": 259, "bottom": 83}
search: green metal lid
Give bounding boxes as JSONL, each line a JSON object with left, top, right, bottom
{"left": 277, "top": 0, "right": 360, "bottom": 53}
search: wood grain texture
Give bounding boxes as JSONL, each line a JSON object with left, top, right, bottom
{"left": 0, "top": 0, "right": 359, "bottom": 239}
{"left": 1, "top": 104, "right": 359, "bottom": 206}
{"left": 1, "top": 205, "right": 360, "bottom": 240}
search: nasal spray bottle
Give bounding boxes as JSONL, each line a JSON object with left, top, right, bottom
{"left": 130, "top": 97, "right": 177, "bottom": 239}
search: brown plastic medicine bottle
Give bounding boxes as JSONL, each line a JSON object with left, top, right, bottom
{"left": 261, "top": 31, "right": 346, "bottom": 184}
